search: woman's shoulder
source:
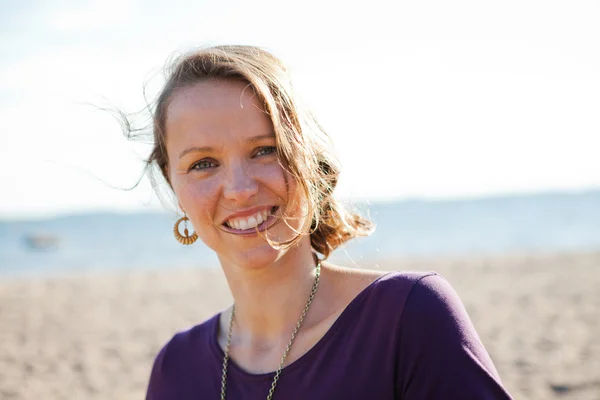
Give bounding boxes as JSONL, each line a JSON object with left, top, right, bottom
{"left": 342, "top": 270, "right": 512, "bottom": 396}
{"left": 330, "top": 266, "right": 487, "bottom": 343}
{"left": 340, "top": 268, "right": 482, "bottom": 346}
{"left": 149, "top": 313, "right": 220, "bottom": 375}
{"left": 321, "top": 265, "right": 444, "bottom": 333}
{"left": 357, "top": 270, "right": 469, "bottom": 328}
{"left": 367, "top": 269, "right": 450, "bottom": 305}
{"left": 146, "top": 313, "right": 223, "bottom": 398}
{"left": 390, "top": 273, "right": 513, "bottom": 397}
{"left": 328, "top": 265, "right": 441, "bottom": 310}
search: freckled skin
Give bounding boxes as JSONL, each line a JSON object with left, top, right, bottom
{"left": 165, "top": 79, "right": 309, "bottom": 270}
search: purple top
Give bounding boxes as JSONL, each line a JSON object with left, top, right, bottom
{"left": 146, "top": 271, "right": 513, "bottom": 399}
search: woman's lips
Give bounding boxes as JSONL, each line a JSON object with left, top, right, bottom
{"left": 221, "top": 206, "right": 279, "bottom": 235}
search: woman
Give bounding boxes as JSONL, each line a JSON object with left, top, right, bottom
{"left": 144, "top": 45, "right": 513, "bottom": 399}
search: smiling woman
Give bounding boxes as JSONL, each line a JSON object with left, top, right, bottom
{"left": 144, "top": 46, "right": 373, "bottom": 263}
{"left": 135, "top": 45, "right": 514, "bottom": 399}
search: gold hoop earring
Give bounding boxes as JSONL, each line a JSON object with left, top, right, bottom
{"left": 173, "top": 215, "right": 198, "bottom": 245}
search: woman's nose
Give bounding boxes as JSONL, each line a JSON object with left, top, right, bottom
{"left": 222, "top": 163, "right": 258, "bottom": 203}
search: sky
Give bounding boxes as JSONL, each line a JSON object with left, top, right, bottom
{"left": 1, "top": 0, "right": 599, "bottom": 219}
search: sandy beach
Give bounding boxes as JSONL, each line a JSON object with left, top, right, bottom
{"left": 1, "top": 251, "right": 599, "bottom": 400}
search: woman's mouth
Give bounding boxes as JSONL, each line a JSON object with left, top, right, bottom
{"left": 222, "top": 206, "right": 279, "bottom": 235}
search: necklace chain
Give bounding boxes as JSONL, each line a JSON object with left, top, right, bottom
{"left": 220, "top": 260, "right": 322, "bottom": 400}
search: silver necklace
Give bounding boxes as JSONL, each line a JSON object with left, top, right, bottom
{"left": 220, "top": 260, "right": 321, "bottom": 400}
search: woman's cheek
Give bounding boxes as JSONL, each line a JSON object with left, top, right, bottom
{"left": 256, "top": 162, "right": 289, "bottom": 197}
{"left": 178, "top": 177, "right": 221, "bottom": 232}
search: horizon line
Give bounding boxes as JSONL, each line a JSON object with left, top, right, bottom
{"left": 2, "top": 186, "right": 599, "bottom": 223}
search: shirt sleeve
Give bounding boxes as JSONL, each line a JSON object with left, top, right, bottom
{"left": 396, "top": 274, "right": 514, "bottom": 399}
{"left": 145, "top": 342, "right": 169, "bottom": 400}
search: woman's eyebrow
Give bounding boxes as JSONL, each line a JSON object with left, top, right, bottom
{"left": 178, "top": 133, "right": 276, "bottom": 159}
{"left": 247, "top": 133, "right": 276, "bottom": 143}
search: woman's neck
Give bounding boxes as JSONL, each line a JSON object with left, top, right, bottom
{"left": 220, "top": 242, "right": 320, "bottom": 346}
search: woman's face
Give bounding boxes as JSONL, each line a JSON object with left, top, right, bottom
{"left": 165, "top": 79, "right": 307, "bottom": 269}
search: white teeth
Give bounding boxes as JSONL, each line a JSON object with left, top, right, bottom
{"left": 239, "top": 217, "right": 254, "bottom": 230}
{"left": 226, "top": 209, "right": 271, "bottom": 231}
{"left": 256, "top": 213, "right": 265, "bottom": 225}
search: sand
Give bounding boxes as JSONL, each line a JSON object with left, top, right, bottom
{"left": 1, "top": 251, "right": 599, "bottom": 400}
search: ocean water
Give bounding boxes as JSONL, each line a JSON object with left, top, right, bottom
{"left": 1, "top": 190, "right": 599, "bottom": 277}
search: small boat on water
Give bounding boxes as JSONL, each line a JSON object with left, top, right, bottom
{"left": 24, "top": 233, "right": 60, "bottom": 250}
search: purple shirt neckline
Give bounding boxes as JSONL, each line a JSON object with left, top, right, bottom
{"left": 146, "top": 271, "right": 514, "bottom": 399}
{"left": 208, "top": 270, "right": 398, "bottom": 380}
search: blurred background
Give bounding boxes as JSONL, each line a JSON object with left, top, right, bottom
{"left": 1, "top": 1, "right": 599, "bottom": 399}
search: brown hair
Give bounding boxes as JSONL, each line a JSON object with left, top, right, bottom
{"left": 134, "top": 45, "right": 374, "bottom": 259}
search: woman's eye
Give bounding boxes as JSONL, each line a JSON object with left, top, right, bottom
{"left": 190, "top": 159, "right": 217, "bottom": 171}
{"left": 188, "top": 148, "right": 275, "bottom": 172}
{"left": 255, "top": 146, "right": 277, "bottom": 157}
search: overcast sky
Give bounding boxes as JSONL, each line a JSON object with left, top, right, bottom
{"left": 1, "top": 0, "right": 599, "bottom": 219}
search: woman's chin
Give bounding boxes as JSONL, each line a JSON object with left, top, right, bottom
{"left": 220, "top": 246, "right": 284, "bottom": 271}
